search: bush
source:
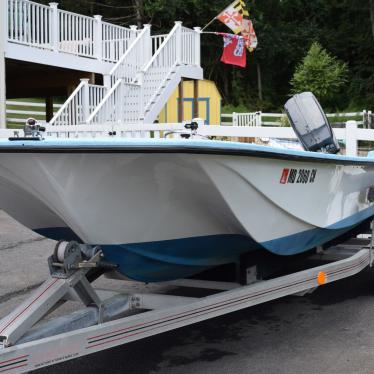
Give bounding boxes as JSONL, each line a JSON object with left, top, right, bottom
{"left": 290, "top": 42, "right": 348, "bottom": 106}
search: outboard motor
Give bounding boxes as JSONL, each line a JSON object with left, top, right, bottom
{"left": 284, "top": 92, "right": 340, "bottom": 154}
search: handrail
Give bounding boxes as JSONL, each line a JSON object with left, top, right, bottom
{"left": 84, "top": 23, "right": 179, "bottom": 125}
{"left": 141, "top": 22, "right": 181, "bottom": 73}
{"left": 86, "top": 79, "right": 123, "bottom": 124}
{"left": 49, "top": 80, "right": 86, "bottom": 126}
{"left": 84, "top": 25, "right": 152, "bottom": 124}
{"left": 139, "top": 22, "right": 184, "bottom": 119}
{"left": 109, "top": 26, "right": 150, "bottom": 77}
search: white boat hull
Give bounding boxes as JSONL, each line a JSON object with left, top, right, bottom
{"left": 0, "top": 139, "right": 373, "bottom": 281}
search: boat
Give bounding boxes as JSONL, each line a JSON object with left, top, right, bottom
{"left": 0, "top": 92, "right": 374, "bottom": 282}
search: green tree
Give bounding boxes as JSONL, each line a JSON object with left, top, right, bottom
{"left": 290, "top": 42, "right": 348, "bottom": 105}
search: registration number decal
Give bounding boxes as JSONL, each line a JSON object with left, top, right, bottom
{"left": 280, "top": 168, "right": 317, "bottom": 184}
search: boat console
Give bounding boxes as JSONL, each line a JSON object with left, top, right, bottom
{"left": 285, "top": 92, "right": 340, "bottom": 154}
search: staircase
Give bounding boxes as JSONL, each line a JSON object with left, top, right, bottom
{"left": 49, "top": 22, "right": 203, "bottom": 128}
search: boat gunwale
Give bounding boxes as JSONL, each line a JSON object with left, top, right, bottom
{"left": 0, "top": 144, "right": 373, "bottom": 166}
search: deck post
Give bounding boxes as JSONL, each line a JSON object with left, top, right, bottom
{"left": 49, "top": 3, "right": 59, "bottom": 52}
{"left": 369, "top": 110, "right": 373, "bottom": 129}
{"left": 0, "top": 0, "right": 7, "bottom": 128}
{"left": 175, "top": 21, "right": 182, "bottom": 65}
{"left": 81, "top": 79, "right": 90, "bottom": 121}
{"left": 103, "top": 75, "right": 111, "bottom": 88}
{"left": 129, "top": 25, "right": 138, "bottom": 39}
{"left": 345, "top": 120, "right": 358, "bottom": 156}
{"left": 143, "top": 24, "right": 152, "bottom": 62}
{"left": 193, "top": 27, "right": 201, "bottom": 66}
{"left": 94, "top": 15, "right": 103, "bottom": 61}
{"left": 233, "top": 112, "right": 238, "bottom": 126}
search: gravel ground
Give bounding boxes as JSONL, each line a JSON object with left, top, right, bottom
{"left": 2, "top": 211, "right": 374, "bottom": 374}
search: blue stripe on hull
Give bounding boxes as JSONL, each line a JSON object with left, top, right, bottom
{"left": 102, "top": 225, "right": 360, "bottom": 282}
{"left": 33, "top": 207, "right": 373, "bottom": 282}
{"left": 102, "top": 235, "right": 261, "bottom": 282}
{"left": 34, "top": 226, "right": 361, "bottom": 282}
{"left": 262, "top": 226, "right": 353, "bottom": 255}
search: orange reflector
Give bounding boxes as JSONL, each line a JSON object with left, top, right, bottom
{"left": 317, "top": 271, "right": 326, "bottom": 285}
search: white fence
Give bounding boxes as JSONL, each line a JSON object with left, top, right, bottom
{"left": 2, "top": 117, "right": 374, "bottom": 157}
{"left": 234, "top": 112, "right": 262, "bottom": 126}
{"left": 6, "top": 100, "right": 62, "bottom": 126}
{"left": 222, "top": 111, "right": 367, "bottom": 127}
{"left": 38, "top": 120, "right": 363, "bottom": 156}
{"left": 6, "top": 0, "right": 139, "bottom": 62}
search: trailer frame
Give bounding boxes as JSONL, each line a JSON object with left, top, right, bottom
{"left": 0, "top": 239, "right": 373, "bottom": 374}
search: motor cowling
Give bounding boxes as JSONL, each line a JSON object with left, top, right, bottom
{"left": 284, "top": 92, "right": 340, "bottom": 154}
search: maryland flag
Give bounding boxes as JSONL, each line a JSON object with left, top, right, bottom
{"left": 241, "top": 18, "right": 258, "bottom": 51}
{"left": 217, "top": 0, "right": 248, "bottom": 34}
{"left": 217, "top": 0, "right": 257, "bottom": 51}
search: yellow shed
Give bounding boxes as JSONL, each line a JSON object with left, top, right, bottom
{"left": 158, "top": 80, "right": 222, "bottom": 125}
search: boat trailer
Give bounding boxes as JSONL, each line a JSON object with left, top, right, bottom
{"left": 1, "top": 236, "right": 374, "bottom": 373}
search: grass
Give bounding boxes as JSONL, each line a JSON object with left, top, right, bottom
{"left": 6, "top": 98, "right": 63, "bottom": 129}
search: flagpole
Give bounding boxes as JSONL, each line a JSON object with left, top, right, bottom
{"left": 201, "top": 16, "right": 217, "bottom": 31}
{"left": 200, "top": 31, "right": 246, "bottom": 39}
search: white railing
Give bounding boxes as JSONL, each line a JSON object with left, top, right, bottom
{"left": 222, "top": 111, "right": 366, "bottom": 127}
{"left": 87, "top": 80, "right": 122, "bottom": 125}
{"left": 152, "top": 34, "right": 167, "bottom": 53}
{"left": 110, "top": 25, "right": 151, "bottom": 85}
{"left": 49, "top": 21, "right": 200, "bottom": 127}
{"left": 49, "top": 79, "right": 107, "bottom": 126}
{"left": 87, "top": 22, "right": 200, "bottom": 125}
{"left": 87, "top": 80, "right": 141, "bottom": 125}
{"left": 141, "top": 23, "right": 181, "bottom": 116}
{"left": 58, "top": 9, "right": 95, "bottom": 57}
{"left": 6, "top": 0, "right": 138, "bottom": 62}
{"left": 102, "top": 22, "right": 138, "bottom": 63}
{"left": 142, "top": 23, "right": 200, "bottom": 118}
{"left": 363, "top": 110, "right": 374, "bottom": 128}
{"left": 51, "top": 25, "right": 150, "bottom": 127}
{"left": 88, "top": 84, "right": 107, "bottom": 113}
{"left": 232, "top": 112, "right": 262, "bottom": 127}
{"left": 8, "top": 0, "right": 52, "bottom": 48}
{"left": 181, "top": 26, "right": 198, "bottom": 65}
{"left": 49, "top": 80, "right": 86, "bottom": 126}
